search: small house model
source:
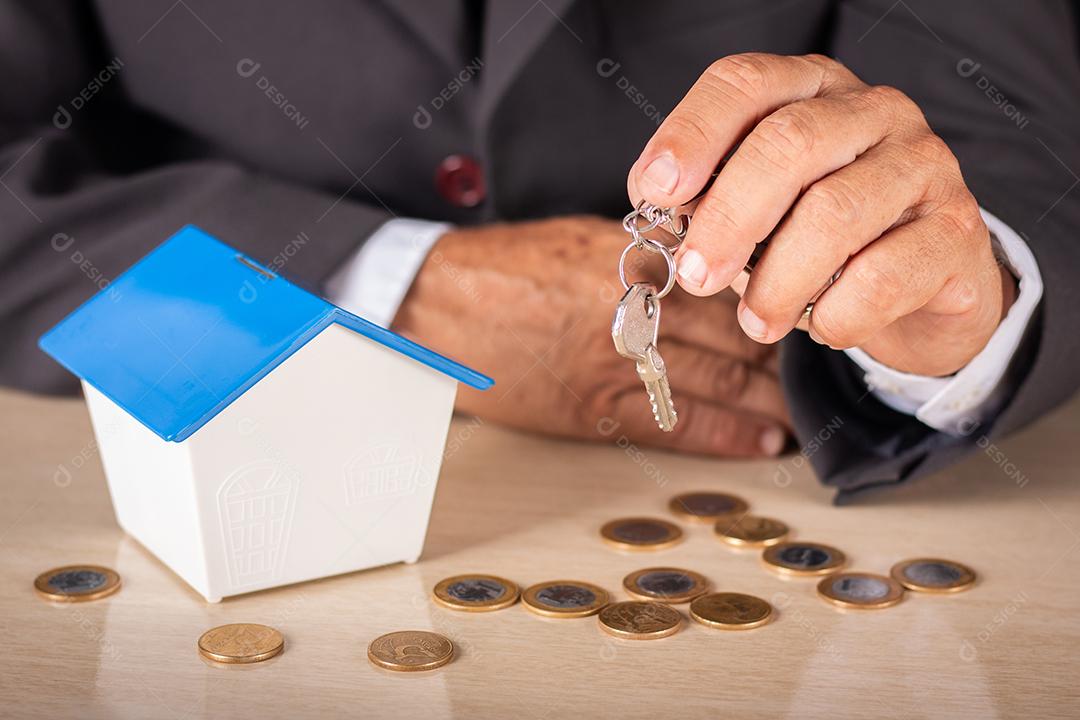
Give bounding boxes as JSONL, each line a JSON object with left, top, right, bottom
{"left": 40, "top": 226, "right": 492, "bottom": 602}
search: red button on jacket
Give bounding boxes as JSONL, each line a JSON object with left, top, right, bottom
{"left": 435, "top": 154, "right": 485, "bottom": 208}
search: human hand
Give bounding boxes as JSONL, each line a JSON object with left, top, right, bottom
{"left": 393, "top": 216, "right": 791, "bottom": 457}
{"left": 628, "top": 53, "right": 1016, "bottom": 377}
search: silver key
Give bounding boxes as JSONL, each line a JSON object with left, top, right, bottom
{"left": 612, "top": 282, "right": 678, "bottom": 432}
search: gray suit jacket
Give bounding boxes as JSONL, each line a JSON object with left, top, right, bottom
{"left": 2, "top": 1, "right": 1078, "bottom": 499}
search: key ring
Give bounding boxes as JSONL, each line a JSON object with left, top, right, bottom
{"left": 617, "top": 168, "right": 841, "bottom": 314}
{"left": 619, "top": 197, "right": 842, "bottom": 314}
{"left": 618, "top": 237, "right": 677, "bottom": 300}
{"left": 622, "top": 200, "right": 685, "bottom": 253}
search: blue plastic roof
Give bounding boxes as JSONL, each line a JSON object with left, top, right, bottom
{"left": 39, "top": 225, "right": 492, "bottom": 442}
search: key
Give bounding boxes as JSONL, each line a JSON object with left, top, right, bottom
{"left": 612, "top": 282, "right": 678, "bottom": 432}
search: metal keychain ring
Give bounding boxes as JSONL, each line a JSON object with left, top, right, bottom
{"left": 623, "top": 201, "right": 686, "bottom": 254}
{"left": 622, "top": 208, "right": 665, "bottom": 243}
{"left": 661, "top": 208, "right": 688, "bottom": 242}
{"left": 618, "top": 239, "right": 678, "bottom": 300}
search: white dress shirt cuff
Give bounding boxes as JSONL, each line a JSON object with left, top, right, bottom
{"left": 324, "top": 218, "right": 452, "bottom": 328}
{"left": 844, "top": 208, "right": 1043, "bottom": 436}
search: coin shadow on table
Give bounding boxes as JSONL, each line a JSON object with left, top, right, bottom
{"left": 198, "top": 652, "right": 284, "bottom": 671}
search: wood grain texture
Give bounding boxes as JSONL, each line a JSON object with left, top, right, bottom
{"left": 1, "top": 387, "right": 1077, "bottom": 719}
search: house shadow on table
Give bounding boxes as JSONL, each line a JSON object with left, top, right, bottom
{"left": 418, "top": 419, "right": 586, "bottom": 561}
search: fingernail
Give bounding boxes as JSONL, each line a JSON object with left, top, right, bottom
{"left": 808, "top": 326, "right": 825, "bottom": 344}
{"left": 760, "top": 426, "right": 786, "bottom": 456}
{"left": 642, "top": 154, "right": 679, "bottom": 194}
{"left": 677, "top": 249, "right": 708, "bottom": 288}
{"left": 738, "top": 305, "right": 768, "bottom": 340}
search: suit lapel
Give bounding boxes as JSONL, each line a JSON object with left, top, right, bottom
{"left": 379, "top": 0, "right": 464, "bottom": 71}
{"left": 480, "top": 0, "right": 577, "bottom": 122}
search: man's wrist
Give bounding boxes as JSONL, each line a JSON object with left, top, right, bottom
{"left": 996, "top": 243, "right": 1019, "bottom": 322}
{"left": 844, "top": 208, "right": 1043, "bottom": 435}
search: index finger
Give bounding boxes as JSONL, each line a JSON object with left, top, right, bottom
{"left": 627, "top": 53, "right": 857, "bottom": 209}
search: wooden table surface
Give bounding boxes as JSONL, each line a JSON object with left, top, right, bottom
{"left": 1, "top": 386, "right": 1078, "bottom": 719}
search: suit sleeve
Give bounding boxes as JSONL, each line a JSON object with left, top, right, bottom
{"left": 0, "top": 4, "right": 390, "bottom": 394}
{"left": 781, "top": 0, "right": 1080, "bottom": 500}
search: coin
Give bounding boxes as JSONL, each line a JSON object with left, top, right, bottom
{"left": 34, "top": 565, "right": 121, "bottom": 602}
{"left": 598, "top": 601, "right": 682, "bottom": 639}
{"left": 522, "top": 580, "right": 610, "bottom": 618}
{"left": 762, "top": 542, "right": 846, "bottom": 576}
{"left": 432, "top": 574, "right": 520, "bottom": 612}
{"left": 818, "top": 572, "right": 905, "bottom": 609}
{"left": 715, "top": 514, "right": 789, "bottom": 548}
{"left": 689, "top": 592, "right": 773, "bottom": 630}
{"left": 668, "top": 491, "right": 749, "bottom": 523}
{"left": 367, "top": 630, "right": 454, "bottom": 672}
{"left": 198, "top": 624, "right": 284, "bottom": 664}
{"left": 890, "top": 558, "right": 977, "bottom": 593}
{"left": 600, "top": 517, "right": 683, "bottom": 551}
{"left": 623, "top": 567, "right": 708, "bottom": 604}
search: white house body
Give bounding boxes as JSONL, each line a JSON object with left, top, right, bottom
{"left": 40, "top": 226, "right": 491, "bottom": 602}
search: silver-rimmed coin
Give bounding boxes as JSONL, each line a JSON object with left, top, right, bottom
{"left": 34, "top": 565, "right": 121, "bottom": 603}
{"left": 622, "top": 567, "right": 708, "bottom": 604}
{"left": 522, "top": 580, "right": 610, "bottom": 618}
{"left": 890, "top": 558, "right": 976, "bottom": 593}
{"left": 668, "top": 492, "right": 749, "bottom": 523}
{"left": 432, "top": 574, "right": 520, "bottom": 612}
{"left": 600, "top": 517, "right": 683, "bottom": 551}
{"left": 818, "top": 572, "right": 905, "bottom": 609}
{"left": 762, "top": 542, "right": 846, "bottom": 577}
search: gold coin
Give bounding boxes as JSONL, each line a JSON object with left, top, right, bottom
{"left": 598, "top": 601, "right": 682, "bottom": 639}
{"left": 34, "top": 565, "right": 121, "bottom": 603}
{"left": 197, "top": 624, "right": 284, "bottom": 664}
{"left": 367, "top": 630, "right": 454, "bottom": 672}
{"left": 622, "top": 567, "right": 708, "bottom": 604}
{"left": 715, "top": 514, "right": 789, "bottom": 548}
{"left": 600, "top": 517, "right": 683, "bottom": 551}
{"left": 818, "top": 572, "right": 905, "bottom": 610}
{"left": 690, "top": 592, "right": 773, "bottom": 630}
{"left": 668, "top": 491, "right": 749, "bottom": 523}
{"left": 522, "top": 580, "right": 610, "bottom": 618}
{"left": 890, "top": 558, "right": 977, "bottom": 593}
{"left": 762, "top": 541, "right": 846, "bottom": 577}
{"left": 432, "top": 574, "right": 520, "bottom": 612}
